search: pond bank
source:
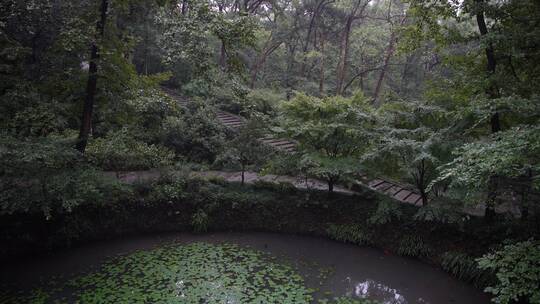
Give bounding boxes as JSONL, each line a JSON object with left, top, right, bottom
{"left": 1, "top": 177, "right": 536, "bottom": 298}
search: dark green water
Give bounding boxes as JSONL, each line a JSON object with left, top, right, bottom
{"left": 0, "top": 232, "right": 490, "bottom": 304}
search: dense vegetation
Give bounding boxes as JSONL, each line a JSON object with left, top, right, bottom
{"left": 1, "top": 0, "right": 540, "bottom": 303}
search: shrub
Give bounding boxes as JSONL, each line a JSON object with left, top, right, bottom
{"left": 245, "top": 89, "right": 283, "bottom": 117}
{"left": 252, "top": 180, "right": 297, "bottom": 194}
{"left": 326, "top": 223, "right": 373, "bottom": 245}
{"left": 161, "top": 103, "right": 226, "bottom": 163}
{"left": 367, "top": 198, "right": 402, "bottom": 225}
{"left": 477, "top": 239, "right": 540, "bottom": 304}
{"left": 397, "top": 234, "right": 432, "bottom": 258}
{"left": 87, "top": 128, "right": 174, "bottom": 171}
{"left": 0, "top": 136, "right": 131, "bottom": 218}
{"left": 191, "top": 209, "right": 210, "bottom": 233}
{"left": 206, "top": 77, "right": 249, "bottom": 115}
{"left": 213, "top": 86, "right": 245, "bottom": 115}
{"left": 440, "top": 251, "right": 493, "bottom": 288}
{"left": 146, "top": 175, "right": 221, "bottom": 212}
{"left": 181, "top": 78, "right": 213, "bottom": 98}
{"left": 147, "top": 178, "right": 187, "bottom": 204}
{"left": 125, "top": 90, "right": 180, "bottom": 142}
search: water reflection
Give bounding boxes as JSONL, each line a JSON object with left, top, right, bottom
{"left": 346, "top": 278, "right": 429, "bottom": 304}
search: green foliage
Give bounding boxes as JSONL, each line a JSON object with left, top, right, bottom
{"left": 160, "top": 102, "right": 226, "bottom": 163}
{"left": 245, "top": 89, "right": 283, "bottom": 117}
{"left": 156, "top": 0, "right": 257, "bottom": 81}
{"left": 436, "top": 126, "right": 540, "bottom": 196}
{"left": 252, "top": 180, "right": 297, "bottom": 194}
{"left": 413, "top": 201, "right": 466, "bottom": 224}
{"left": 326, "top": 223, "right": 373, "bottom": 246}
{"left": 402, "top": 0, "right": 540, "bottom": 216}
{"left": 477, "top": 240, "right": 540, "bottom": 304}
{"left": 86, "top": 128, "right": 174, "bottom": 171}
{"left": 146, "top": 174, "right": 221, "bottom": 213}
{"left": 277, "top": 92, "right": 374, "bottom": 191}
{"left": 0, "top": 82, "right": 69, "bottom": 137}
{"left": 210, "top": 77, "right": 250, "bottom": 115}
{"left": 210, "top": 85, "right": 280, "bottom": 118}
{"left": 215, "top": 118, "right": 273, "bottom": 180}
{"left": 0, "top": 135, "right": 130, "bottom": 218}
{"left": 146, "top": 176, "right": 187, "bottom": 204}
{"left": 365, "top": 100, "right": 452, "bottom": 204}
{"left": 124, "top": 89, "right": 180, "bottom": 141}
{"left": 368, "top": 198, "right": 402, "bottom": 225}
{"left": 397, "top": 234, "right": 432, "bottom": 258}
{"left": 191, "top": 209, "right": 210, "bottom": 233}
{"left": 440, "top": 251, "right": 493, "bottom": 288}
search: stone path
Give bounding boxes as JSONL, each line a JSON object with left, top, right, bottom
{"left": 105, "top": 170, "right": 353, "bottom": 195}
{"left": 105, "top": 169, "right": 523, "bottom": 217}
{"left": 163, "top": 88, "right": 423, "bottom": 205}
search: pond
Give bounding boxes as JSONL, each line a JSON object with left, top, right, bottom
{"left": 0, "top": 232, "right": 490, "bottom": 304}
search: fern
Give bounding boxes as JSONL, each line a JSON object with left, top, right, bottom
{"left": 441, "top": 251, "right": 494, "bottom": 288}
{"left": 397, "top": 234, "right": 432, "bottom": 258}
{"left": 326, "top": 223, "right": 373, "bottom": 245}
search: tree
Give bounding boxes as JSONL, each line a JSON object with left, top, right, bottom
{"left": 77, "top": 0, "right": 109, "bottom": 153}
{"left": 436, "top": 124, "right": 540, "bottom": 219}
{"left": 335, "top": 0, "right": 369, "bottom": 95}
{"left": 0, "top": 135, "right": 130, "bottom": 219}
{"left": 403, "top": 0, "right": 540, "bottom": 217}
{"left": 365, "top": 100, "right": 452, "bottom": 205}
{"left": 372, "top": 1, "right": 407, "bottom": 104}
{"left": 276, "top": 92, "right": 374, "bottom": 192}
{"left": 216, "top": 118, "right": 273, "bottom": 185}
{"left": 477, "top": 239, "right": 540, "bottom": 304}
{"left": 156, "top": 0, "right": 257, "bottom": 84}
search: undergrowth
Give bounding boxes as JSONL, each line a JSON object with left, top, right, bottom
{"left": 397, "top": 234, "right": 432, "bottom": 258}
{"left": 326, "top": 223, "right": 373, "bottom": 245}
{"left": 440, "top": 251, "right": 494, "bottom": 288}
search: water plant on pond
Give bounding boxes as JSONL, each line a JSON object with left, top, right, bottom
{"left": 1, "top": 242, "right": 314, "bottom": 303}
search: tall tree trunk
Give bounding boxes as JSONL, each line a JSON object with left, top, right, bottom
{"left": 475, "top": 0, "right": 500, "bottom": 221}
{"left": 241, "top": 164, "right": 245, "bottom": 186}
{"left": 373, "top": 15, "right": 407, "bottom": 105}
{"left": 219, "top": 41, "right": 227, "bottom": 71}
{"left": 475, "top": 0, "right": 499, "bottom": 129}
{"left": 336, "top": 0, "right": 365, "bottom": 95}
{"left": 76, "top": 0, "right": 108, "bottom": 153}
{"left": 335, "top": 19, "right": 353, "bottom": 95}
{"left": 328, "top": 179, "right": 334, "bottom": 192}
{"left": 218, "top": 4, "right": 227, "bottom": 71}
{"left": 413, "top": 159, "right": 428, "bottom": 206}
{"left": 300, "top": 0, "right": 328, "bottom": 77}
{"left": 373, "top": 31, "right": 395, "bottom": 104}
{"left": 319, "top": 29, "right": 325, "bottom": 95}
{"left": 285, "top": 41, "right": 297, "bottom": 94}
{"left": 250, "top": 39, "right": 282, "bottom": 89}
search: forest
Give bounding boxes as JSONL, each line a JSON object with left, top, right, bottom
{"left": 0, "top": 0, "right": 539, "bottom": 303}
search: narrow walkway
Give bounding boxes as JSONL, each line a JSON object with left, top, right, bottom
{"left": 162, "top": 88, "right": 423, "bottom": 206}
{"left": 106, "top": 169, "right": 517, "bottom": 217}
{"left": 105, "top": 170, "right": 353, "bottom": 195}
